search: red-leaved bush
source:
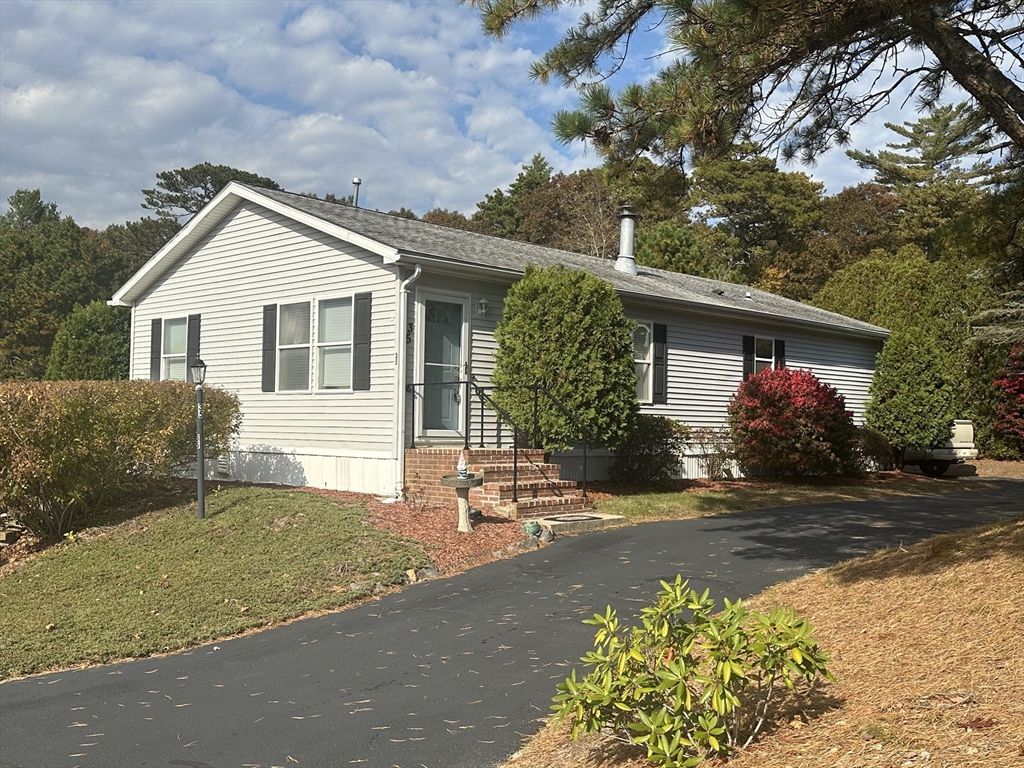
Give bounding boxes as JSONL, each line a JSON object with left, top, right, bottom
{"left": 993, "top": 344, "right": 1024, "bottom": 449}
{"left": 727, "top": 368, "right": 857, "bottom": 477}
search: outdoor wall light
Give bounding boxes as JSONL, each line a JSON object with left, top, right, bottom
{"left": 476, "top": 297, "right": 489, "bottom": 317}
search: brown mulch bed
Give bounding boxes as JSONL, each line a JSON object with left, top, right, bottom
{"left": 307, "top": 489, "right": 528, "bottom": 574}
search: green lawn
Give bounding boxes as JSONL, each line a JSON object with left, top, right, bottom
{"left": 0, "top": 485, "right": 428, "bottom": 680}
{"left": 593, "top": 474, "right": 995, "bottom": 521}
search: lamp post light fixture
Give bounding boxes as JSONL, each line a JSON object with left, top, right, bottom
{"left": 191, "top": 358, "right": 207, "bottom": 520}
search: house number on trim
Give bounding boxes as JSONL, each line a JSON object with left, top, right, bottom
{"left": 406, "top": 322, "right": 414, "bottom": 344}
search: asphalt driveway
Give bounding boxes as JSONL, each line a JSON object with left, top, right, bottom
{"left": 1, "top": 480, "right": 1020, "bottom": 768}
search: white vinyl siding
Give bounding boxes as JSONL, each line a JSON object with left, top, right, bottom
{"left": 129, "top": 201, "right": 399, "bottom": 492}
{"left": 162, "top": 318, "right": 187, "bottom": 380}
{"left": 618, "top": 300, "right": 879, "bottom": 428}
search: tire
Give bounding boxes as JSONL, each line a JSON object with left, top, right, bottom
{"left": 920, "top": 460, "right": 951, "bottom": 478}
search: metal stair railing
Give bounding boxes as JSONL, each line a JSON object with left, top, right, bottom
{"left": 405, "top": 379, "right": 595, "bottom": 504}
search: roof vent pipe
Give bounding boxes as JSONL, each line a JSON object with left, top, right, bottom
{"left": 615, "top": 204, "right": 639, "bottom": 276}
{"left": 352, "top": 177, "right": 362, "bottom": 208}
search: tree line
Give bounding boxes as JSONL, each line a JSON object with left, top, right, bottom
{"left": 2, "top": 104, "right": 1021, "bottom": 456}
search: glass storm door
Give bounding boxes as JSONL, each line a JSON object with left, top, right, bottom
{"left": 423, "top": 299, "right": 465, "bottom": 432}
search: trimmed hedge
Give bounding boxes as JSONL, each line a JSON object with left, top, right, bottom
{"left": 0, "top": 381, "right": 241, "bottom": 539}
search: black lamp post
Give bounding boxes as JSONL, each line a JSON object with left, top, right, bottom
{"left": 191, "top": 358, "right": 207, "bottom": 520}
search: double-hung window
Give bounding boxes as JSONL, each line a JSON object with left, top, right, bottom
{"left": 261, "top": 294, "right": 371, "bottom": 393}
{"left": 630, "top": 320, "right": 667, "bottom": 404}
{"left": 754, "top": 337, "right": 774, "bottom": 374}
{"left": 742, "top": 335, "right": 786, "bottom": 380}
{"left": 162, "top": 318, "right": 188, "bottom": 380}
{"left": 633, "top": 323, "right": 653, "bottom": 403}
{"left": 317, "top": 297, "right": 353, "bottom": 390}
{"left": 278, "top": 302, "right": 311, "bottom": 391}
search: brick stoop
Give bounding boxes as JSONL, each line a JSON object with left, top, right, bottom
{"left": 403, "top": 447, "right": 594, "bottom": 520}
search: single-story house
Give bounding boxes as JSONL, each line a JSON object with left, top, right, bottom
{"left": 110, "top": 182, "right": 888, "bottom": 515}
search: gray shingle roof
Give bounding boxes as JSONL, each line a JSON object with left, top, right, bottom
{"left": 251, "top": 186, "right": 888, "bottom": 339}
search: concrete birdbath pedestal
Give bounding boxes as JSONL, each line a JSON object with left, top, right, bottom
{"left": 440, "top": 473, "right": 483, "bottom": 533}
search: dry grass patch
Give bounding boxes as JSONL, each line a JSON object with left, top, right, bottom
{"left": 504, "top": 518, "right": 1023, "bottom": 768}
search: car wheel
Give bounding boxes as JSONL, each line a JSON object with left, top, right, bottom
{"left": 920, "top": 460, "right": 951, "bottom": 478}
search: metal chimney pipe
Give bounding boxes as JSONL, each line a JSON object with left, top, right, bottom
{"left": 352, "top": 177, "right": 362, "bottom": 208}
{"left": 615, "top": 204, "right": 639, "bottom": 276}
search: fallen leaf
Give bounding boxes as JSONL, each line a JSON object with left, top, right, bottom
{"left": 957, "top": 717, "right": 998, "bottom": 730}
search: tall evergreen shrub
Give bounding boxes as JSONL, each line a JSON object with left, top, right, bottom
{"left": 492, "top": 265, "right": 638, "bottom": 451}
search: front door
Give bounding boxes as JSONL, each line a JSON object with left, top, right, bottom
{"left": 420, "top": 295, "right": 468, "bottom": 435}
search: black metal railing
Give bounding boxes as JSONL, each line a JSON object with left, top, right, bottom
{"left": 405, "top": 379, "right": 594, "bottom": 501}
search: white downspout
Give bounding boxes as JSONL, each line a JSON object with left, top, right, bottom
{"left": 390, "top": 263, "right": 422, "bottom": 500}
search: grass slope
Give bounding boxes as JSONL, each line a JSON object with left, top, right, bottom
{"left": 0, "top": 486, "right": 428, "bottom": 679}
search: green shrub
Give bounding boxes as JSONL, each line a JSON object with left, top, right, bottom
{"left": 553, "top": 577, "right": 833, "bottom": 766}
{"left": 728, "top": 367, "right": 857, "bottom": 477}
{"left": 45, "top": 301, "right": 130, "bottom": 381}
{"left": 493, "top": 265, "right": 638, "bottom": 451}
{"left": 866, "top": 328, "right": 955, "bottom": 452}
{"left": 854, "top": 426, "right": 894, "bottom": 471}
{"left": 609, "top": 415, "right": 689, "bottom": 483}
{"left": 0, "top": 381, "right": 240, "bottom": 539}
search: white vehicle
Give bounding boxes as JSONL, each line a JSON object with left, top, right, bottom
{"left": 903, "top": 419, "right": 979, "bottom": 477}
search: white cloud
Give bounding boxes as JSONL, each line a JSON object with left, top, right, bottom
{"left": 0, "top": 0, "right": 950, "bottom": 231}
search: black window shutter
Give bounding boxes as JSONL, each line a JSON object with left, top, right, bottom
{"left": 774, "top": 339, "right": 786, "bottom": 369}
{"left": 353, "top": 292, "right": 372, "bottom": 391}
{"left": 653, "top": 323, "right": 667, "bottom": 404}
{"left": 262, "top": 305, "right": 277, "bottom": 392}
{"left": 185, "top": 314, "right": 201, "bottom": 383}
{"left": 742, "top": 335, "right": 755, "bottom": 381}
{"left": 150, "top": 319, "right": 162, "bottom": 380}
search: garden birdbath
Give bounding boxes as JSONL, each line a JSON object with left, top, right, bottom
{"left": 440, "top": 473, "right": 483, "bottom": 533}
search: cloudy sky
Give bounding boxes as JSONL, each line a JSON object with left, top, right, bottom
{"left": 2, "top": 0, "right": 912, "bottom": 230}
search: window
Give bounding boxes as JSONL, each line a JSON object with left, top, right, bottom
{"left": 317, "top": 297, "right": 352, "bottom": 390}
{"left": 633, "top": 323, "right": 653, "bottom": 403}
{"left": 630, "top": 321, "right": 667, "bottom": 404}
{"left": 278, "top": 302, "right": 311, "bottom": 391}
{"left": 162, "top": 318, "right": 187, "bottom": 380}
{"left": 754, "top": 337, "right": 774, "bottom": 374}
{"left": 261, "top": 294, "right": 371, "bottom": 393}
{"left": 150, "top": 315, "right": 200, "bottom": 381}
{"left": 742, "top": 336, "right": 786, "bottom": 380}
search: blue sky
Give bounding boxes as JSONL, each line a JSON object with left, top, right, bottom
{"left": 1, "top": 0, "right": 923, "bottom": 230}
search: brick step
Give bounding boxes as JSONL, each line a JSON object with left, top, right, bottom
{"left": 475, "top": 479, "right": 579, "bottom": 504}
{"left": 495, "top": 496, "right": 594, "bottom": 520}
{"left": 471, "top": 463, "right": 563, "bottom": 483}
{"left": 465, "top": 448, "right": 545, "bottom": 462}
{"left": 495, "top": 479, "right": 578, "bottom": 502}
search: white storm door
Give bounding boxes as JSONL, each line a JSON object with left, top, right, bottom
{"left": 419, "top": 294, "right": 469, "bottom": 435}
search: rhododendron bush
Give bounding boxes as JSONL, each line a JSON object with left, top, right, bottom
{"left": 727, "top": 368, "right": 857, "bottom": 477}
